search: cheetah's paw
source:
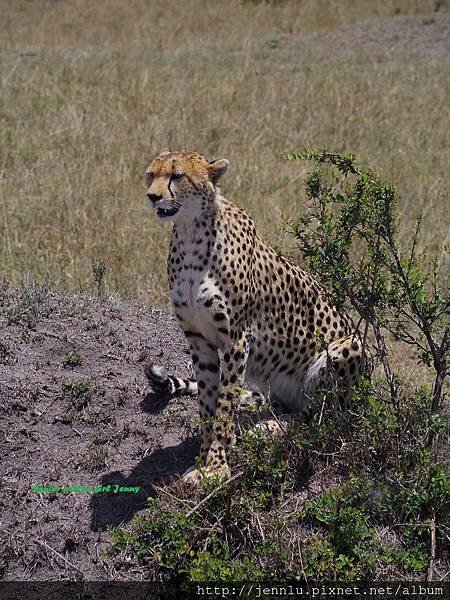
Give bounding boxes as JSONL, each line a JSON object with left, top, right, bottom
{"left": 249, "top": 419, "right": 283, "bottom": 437}
{"left": 182, "top": 465, "right": 203, "bottom": 485}
{"left": 181, "top": 463, "right": 231, "bottom": 485}
{"left": 203, "top": 462, "right": 231, "bottom": 482}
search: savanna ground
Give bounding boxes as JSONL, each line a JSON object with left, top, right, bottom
{"left": 0, "top": 0, "right": 449, "bottom": 584}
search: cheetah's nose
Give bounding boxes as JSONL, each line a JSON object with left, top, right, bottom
{"left": 147, "top": 193, "right": 162, "bottom": 205}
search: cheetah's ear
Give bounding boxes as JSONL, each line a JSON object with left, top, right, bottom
{"left": 208, "top": 159, "right": 229, "bottom": 184}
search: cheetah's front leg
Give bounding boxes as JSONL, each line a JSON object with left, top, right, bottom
{"left": 182, "top": 332, "right": 220, "bottom": 483}
{"left": 202, "top": 330, "right": 250, "bottom": 481}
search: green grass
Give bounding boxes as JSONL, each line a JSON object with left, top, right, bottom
{"left": 63, "top": 379, "right": 92, "bottom": 411}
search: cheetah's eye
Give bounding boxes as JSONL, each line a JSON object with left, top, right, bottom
{"left": 146, "top": 172, "right": 154, "bottom": 183}
{"left": 171, "top": 172, "right": 183, "bottom": 181}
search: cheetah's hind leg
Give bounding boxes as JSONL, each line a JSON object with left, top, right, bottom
{"left": 144, "top": 363, "right": 198, "bottom": 397}
{"left": 238, "top": 390, "right": 288, "bottom": 438}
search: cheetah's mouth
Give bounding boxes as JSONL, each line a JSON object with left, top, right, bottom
{"left": 156, "top": 206, "right": 179, "bottom": 219}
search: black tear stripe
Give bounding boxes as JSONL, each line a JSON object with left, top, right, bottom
{"left": 168, "top": 174, "right": 175, "bottom": 198}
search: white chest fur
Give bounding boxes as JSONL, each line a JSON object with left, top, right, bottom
{"left": 169, "top": 223, "right": 225, "bottom": 347}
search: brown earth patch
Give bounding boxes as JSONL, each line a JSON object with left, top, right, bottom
{"left": 0, "top": 283, "right": 197, "bottom": 580}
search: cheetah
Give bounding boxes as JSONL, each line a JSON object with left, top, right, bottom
{"left": 144, "top": 151, "right": 370, "bottom": 483}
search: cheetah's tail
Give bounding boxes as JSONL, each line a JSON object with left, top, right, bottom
{"left": 144, "top": 363, "right": 198, "bottom": 396}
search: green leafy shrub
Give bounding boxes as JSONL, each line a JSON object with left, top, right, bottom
{"left": 285, "top": 149, "right": 448, "bottom": 414}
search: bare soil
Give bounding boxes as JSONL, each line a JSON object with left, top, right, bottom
{"left": 0, "top": 283, "right": 198, "bottom": 581}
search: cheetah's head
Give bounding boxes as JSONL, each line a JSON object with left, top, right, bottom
{"left": 145, "top": 151, "right": 229, "bottom": 222}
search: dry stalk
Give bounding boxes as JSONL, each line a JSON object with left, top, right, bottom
{"left": 427, "top": 509, "right": 436, "bottom": 582}
{"left": 186, "top": 471, "right": 243, "bottom": 518}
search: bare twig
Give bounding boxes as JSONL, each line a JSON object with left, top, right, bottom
{"left": 37, "top": 329, "right": 65, "bottom": 341}
{"left": 152, "top": 484, "right": 194, "bottom": 507}
{"left": 186, "top": 471, "right": 243, "bottom": 518}
{"left": 317, "top": 393, "right": 327, "bottom": 427}
{"left": 35, "top": 539, "right": 84, "bottom": 576}
{"left": 255, "top": 512, "right": 265, "bottom": 541}
{"left": 427, "top": 510, "right": 436, "bottom": 582}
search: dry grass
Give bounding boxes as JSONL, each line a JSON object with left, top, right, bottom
{"left": 1, "top": 0, "right": 449, "bottom": 303}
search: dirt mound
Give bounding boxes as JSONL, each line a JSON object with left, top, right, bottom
{"left": 0, "top": 283, "right": 197, "bottom": 580}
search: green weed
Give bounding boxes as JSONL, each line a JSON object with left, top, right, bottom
{"left": 62, "top": 349, "right": 82, "bottom": 368}
{"left": 63, "top": 380, "right": 92, "bottom": 411}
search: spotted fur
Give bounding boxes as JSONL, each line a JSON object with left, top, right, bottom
{"left": 145, "top": 150, "right": 371, "bottom": 483}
